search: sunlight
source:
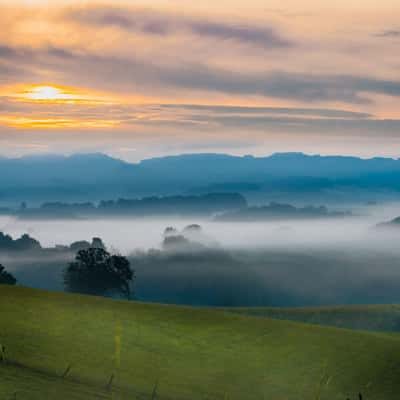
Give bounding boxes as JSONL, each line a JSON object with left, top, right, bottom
{"left": 0, "top": 115, "right": 120, "bottom": 129}
{"left": 9, "top": 83, "right": 116, "bottom": 105}
{"left": 26, "top": 85, "right": 74, "bottom": 101}
{"left": 21, "top": 84, "right": 95, "bottom": 104}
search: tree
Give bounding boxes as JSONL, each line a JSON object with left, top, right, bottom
{"left": 69, "top": 237, "right": 105, "bottom": 252}
{"left": 0, "top": 232, "right": 41, "bottom": 252}
{"left": 91, "top": 237, "right": 105, "bottom": 249}
{"left": 0, "top": 265, "right": 17, "bottom": 285}
{"left": 14, "top": 234, "right": 41, "bottom": 251}
{"left": 63, "top": 248, "right": 134, "bottom": 299}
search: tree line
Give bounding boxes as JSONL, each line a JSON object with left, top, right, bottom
{"left": 0, "top": 247, "right": 134, "bottom": 300}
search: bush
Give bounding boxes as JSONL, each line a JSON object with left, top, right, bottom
{"left": 0, "top": 265, "right": 17, "bottom": 285}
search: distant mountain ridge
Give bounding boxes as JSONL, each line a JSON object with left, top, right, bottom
{"left": 1, "top": 152, "right": 400, "bottom": 205}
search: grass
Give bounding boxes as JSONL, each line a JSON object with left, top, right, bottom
{"left": 1, "top": 286, "right": 400, "bottom": 399}
{"left": 0, "top": 362, "right": 110, "bottom": 400}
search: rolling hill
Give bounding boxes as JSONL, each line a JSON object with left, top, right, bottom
{"left": 2, "top": 152, "right": 400, "bottom": 204}
{"left": 224, "top": 305, "right": 400, "bottom": 333}
{"left": 1, "top": 286, "right": 400, "bottom": 399}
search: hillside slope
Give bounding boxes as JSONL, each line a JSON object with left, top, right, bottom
{"left": 1, "top": 286, "right": 400, "bottom": 399}
{"left": 225, "top": 305, "right": 400, "bottom": 333}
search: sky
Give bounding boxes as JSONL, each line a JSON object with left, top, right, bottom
{"left": 1, "top": 0, "right": 400, "bottom": 160}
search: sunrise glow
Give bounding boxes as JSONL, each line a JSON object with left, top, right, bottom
{"left": 0, "top": 116, "right": 120, "bottom": 129}
{"left": 7, "top": 84, "right": 117, "bottom": 105}
{"left": 0, "top": 0, "right": 399, "bottom": 158}
{"left": 26, "top": 85, "right": 74, "bottom": 101}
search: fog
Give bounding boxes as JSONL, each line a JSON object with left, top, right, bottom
{"left": 1, "top": 203, "right": 400, "bottom": 253}
{"left": 2, "top": 203, "right": 400, "bottom": 307}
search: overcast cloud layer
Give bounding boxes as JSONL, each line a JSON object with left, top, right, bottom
{"left": 1, "top": 1, "right": 400, "bottom": 160}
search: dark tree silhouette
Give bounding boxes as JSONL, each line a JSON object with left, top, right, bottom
{"left": 163, "top": 226, "right": 178, "bottom": 237}
{"left": 91, "top": 237, "right": 105, "bottom": 249}
{"left": 0, "top": 232, "right": 41, "bottom": 251}
{"left": 15, "top": 234, "right": 41, "bottom": 251}
{"left": 69, "top": 237, "right": 105, "bottom": 252}
{"left": 64, "top": 248, "right": 134, "bottom": 299}
{"left": 0, "top": 264, "right": 17, "bottom": 285}
{"left": 69, "top": 240, "right": 91, "bottom": 252}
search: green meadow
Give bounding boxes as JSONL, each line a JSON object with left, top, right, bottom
{"left": 1, "top": 286, "right": 400, "bottom": 400}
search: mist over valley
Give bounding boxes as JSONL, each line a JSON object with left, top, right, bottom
{"left": 2, "top": 199, "right": 400, "bottom": 307}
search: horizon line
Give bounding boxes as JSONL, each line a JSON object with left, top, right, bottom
{"left": 1, "top": 151, "right": 399, "bottom": 163}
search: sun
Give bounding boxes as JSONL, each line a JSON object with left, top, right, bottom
{"left": 25, "top": 85, "right": 76, "bottom": 102}
{"left": 12, "top": 83, "right": 119, "bottom": 105}
{"left": 28, "top": 86, "right": 67, "bottom": 101}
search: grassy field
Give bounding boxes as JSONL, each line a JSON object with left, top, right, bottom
{"left": 223, "top": 305, "right": 400, "bottom": 333}
{"left": 1, "top": 286, "right": 400, "bottom": 399}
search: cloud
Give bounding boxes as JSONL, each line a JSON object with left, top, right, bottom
{"left": 67, "top": 6, "right": 293, "bottom": 48}
{"left": 0, "top": 46, "right": 41, "bottom": 83}
{"left": 0, "top": 45, "right": 19, "bottom": 58}
{"left": 184, "top": 20, "right": 291, "bottom": 48}
{"left": 122, "top": 62, "right": 400, "bottom": 103}
{"left": 202, "top": 115, "right": 400, "bottom": 135}
{"left": 375, "top": 30, "right": 400, "bottom": 38}
{"left": 35, "top": 47, "right": 400, "bottom": 103}
{"left": 4, "top": 85, "right": 397, "bottom": 137}
{"left": 2, "top": 42, "right": 400, "bottom": 104}
{"left": 161, "top": 104, "right": 372, "bottom": 119}
{"left": 126, "top": 105, "right": 400, "bottom": 137}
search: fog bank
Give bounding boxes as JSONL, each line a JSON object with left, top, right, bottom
{"left": 2, "top": 203, "right": 400, "bottom": 307}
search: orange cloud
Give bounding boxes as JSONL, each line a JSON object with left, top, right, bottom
{"left": 2, "top": 83, "right": 118, "bottom": 105}
{"left": 0, "top": 115, "right": 120, "bottom": 129}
